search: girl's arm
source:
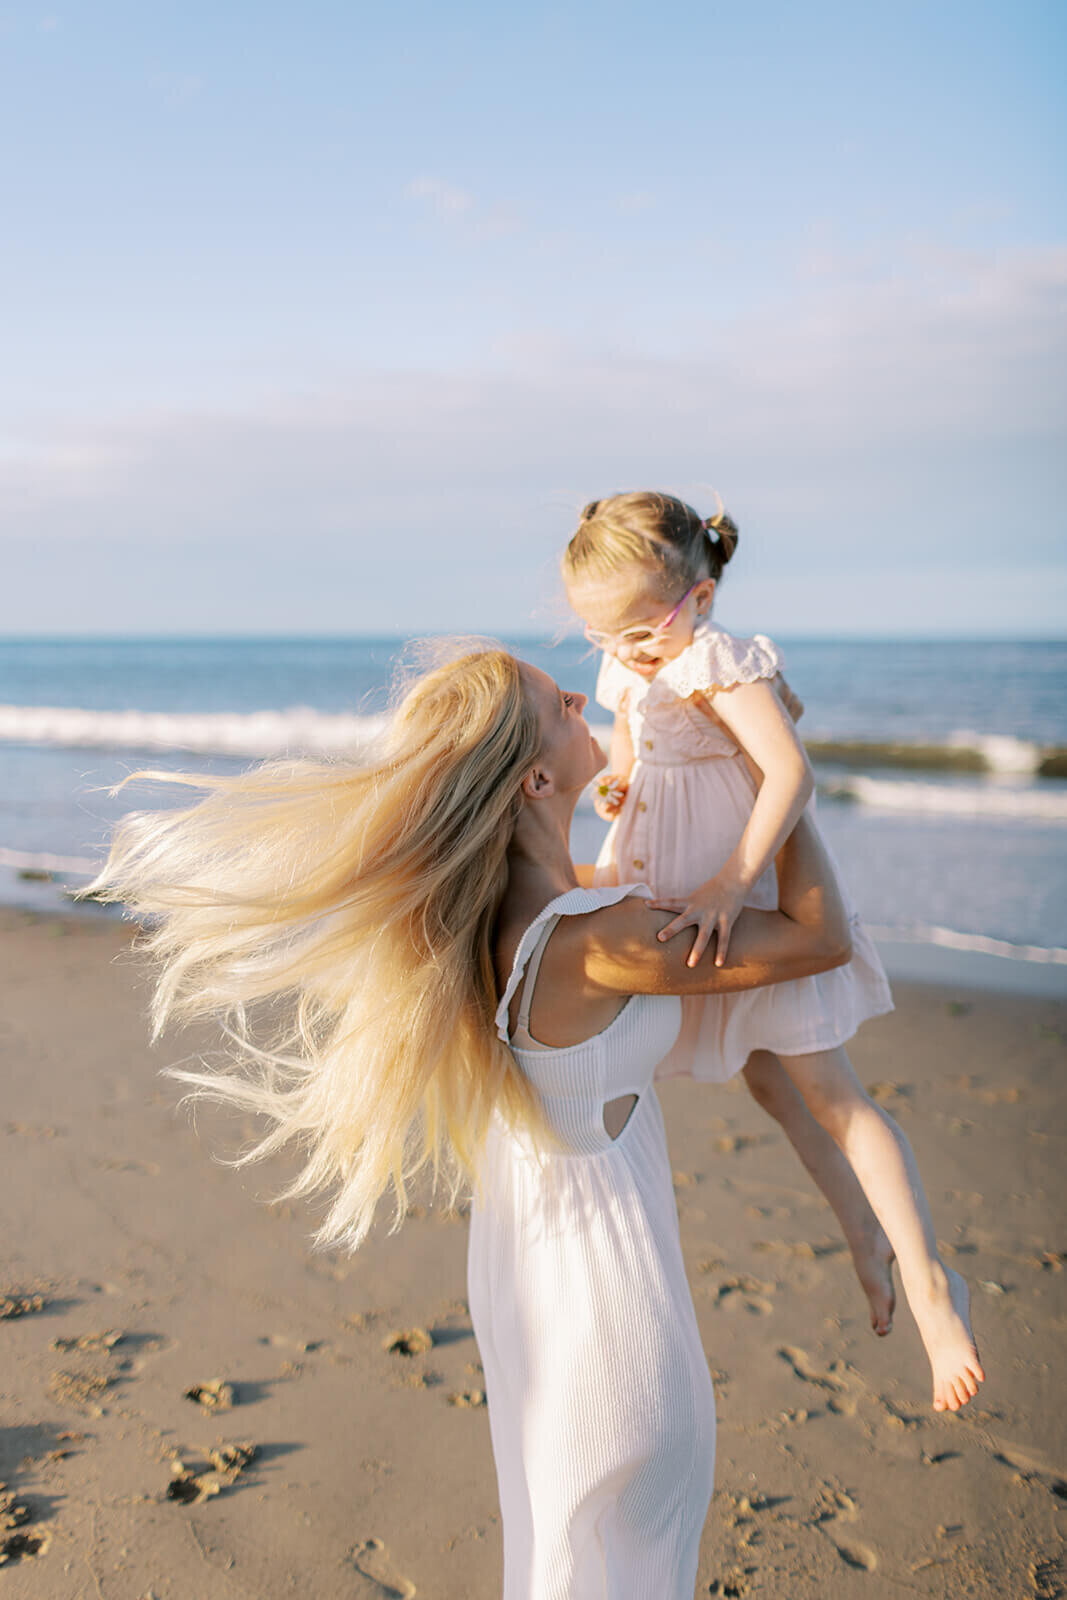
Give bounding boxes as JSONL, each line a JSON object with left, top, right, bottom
{"left": 572, "top": 811, "right": 851, "bottom": 999}
{"left": 609, "top": 699, "right": 635, "bottom": 776}
{"left": 593, "top": 703, "right": 635, "bottom": 820}
{"left": 653, "top": 679, "right": 814, "bottom": 966}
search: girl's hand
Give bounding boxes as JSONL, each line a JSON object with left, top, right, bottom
{"left": 593, "top": 774, "right": 629, "bottom": 820}
{"left": 649, "top": 874, "right": 748, "bottom": 967}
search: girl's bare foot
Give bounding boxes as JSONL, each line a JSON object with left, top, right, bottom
{"left": 912, "top": 1266, "right": 985, "bottom": 1411}
{"left": 848, "top": 1226, "right": 896, "bottom": 1336}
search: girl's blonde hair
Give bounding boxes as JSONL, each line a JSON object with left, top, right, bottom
{"left": 561, "top": 490, "right": 739, "bottom": 593}
{"left": 85, "top": 642, "right": 551, "bottom": 1251}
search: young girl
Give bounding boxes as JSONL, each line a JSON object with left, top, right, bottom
{"left": 562, "top": 491, "right": 984, "bottom": 1413}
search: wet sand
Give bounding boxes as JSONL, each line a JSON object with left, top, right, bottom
{"left": 1, "top": 906, "right": 1064, "bottom": 1598}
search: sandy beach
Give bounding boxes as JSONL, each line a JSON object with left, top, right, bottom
{"left": 1, "top": 905, "right": 1064, "bottom": 1599}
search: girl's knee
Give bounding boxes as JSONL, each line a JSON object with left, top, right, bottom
{"left": 742, "top": 1052, "right": 789, "bottom": 1114}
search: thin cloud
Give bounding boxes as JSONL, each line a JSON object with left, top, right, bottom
{"left": 617, "top": 191, "right": 655, "bottom": 215}
{"left": 405, "top": 176, "right": 476, "bottom": 221}
{"left": 2, "top": 246, "right": 1061, "bottom": 600}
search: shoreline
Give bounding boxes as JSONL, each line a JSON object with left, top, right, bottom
{"left": 3, "top": 869, "right": 1065, "bottom": 1001}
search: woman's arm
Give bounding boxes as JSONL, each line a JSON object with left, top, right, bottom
{"left": 574, "top": 811, "right": 851, "bottom": 998}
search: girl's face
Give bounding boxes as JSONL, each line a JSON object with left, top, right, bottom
{"left": 566, "top": 566, "right": 715, "bottom": 679}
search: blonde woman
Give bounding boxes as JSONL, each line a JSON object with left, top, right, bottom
{"left": 90, "top": 642, "right": 852, "bottom": 1600}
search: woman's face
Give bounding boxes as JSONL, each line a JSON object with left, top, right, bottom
{"left": 519, "top": 663, "right": 605, "bottom": 798}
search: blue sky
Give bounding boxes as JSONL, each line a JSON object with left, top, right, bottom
{"left": 2, "top": 0, "right": 1064, "bottom": 636}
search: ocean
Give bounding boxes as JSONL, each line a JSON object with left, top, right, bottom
{"left": 1, "top": 636, "right": 1065, "bottom": 987}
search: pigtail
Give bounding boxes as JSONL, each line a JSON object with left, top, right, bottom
{"left": 703, "top": 500, "right": 739, "bottom": 574}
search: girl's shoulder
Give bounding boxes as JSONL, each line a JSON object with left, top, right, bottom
{"left": 658, "top": 622, "right": 783, "bottom": 701}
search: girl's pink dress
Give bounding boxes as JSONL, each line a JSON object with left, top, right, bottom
{"left": 592, "top": 621, "right": 893, "bottom": 1082}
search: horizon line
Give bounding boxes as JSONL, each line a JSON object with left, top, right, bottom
{"left": 1, "top": 631, "right": 1065, "bottom": 647}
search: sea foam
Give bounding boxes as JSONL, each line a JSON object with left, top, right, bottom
{"left": 0, "top": 704, "right": 389, "bottom": 758}
{"left": 818, "top": 774, "right": 1067, "bottom": 822}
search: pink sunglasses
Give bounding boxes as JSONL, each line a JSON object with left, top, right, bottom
{"left": 583, "top": 580, "right": 703, "bottom": 652}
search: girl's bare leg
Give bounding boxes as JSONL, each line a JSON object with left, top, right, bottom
{"left": 743, "top": 1050, "right": 896, "bottom": 1335}
{"left": 777, "top": 1044, "right": 985, "bottom": 1412}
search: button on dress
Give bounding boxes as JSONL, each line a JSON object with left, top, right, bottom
{"left": 593, "top": 623, "right": 893, "bottom": 1083}
{"left": 467, "top": 885, "right": 716, "bottom": 1599}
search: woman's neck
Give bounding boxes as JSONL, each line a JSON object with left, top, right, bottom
{"left": 505, "top": 799, "right": 580, "bottom": 911}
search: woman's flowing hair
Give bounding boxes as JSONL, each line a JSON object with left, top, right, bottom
{"left": 85, "top": 642, "right": 552, "bottom": 1250}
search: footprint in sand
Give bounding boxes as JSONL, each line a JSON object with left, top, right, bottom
{"left": 347, "top": 1538, "right": 417, "bottom": 1597}
{"left": 754, "top": 1238, "right": 846, "bottom": 1262}
{"left": 382, "top": 1328, "right": 433, "bottom": 1358}
{"left": 877, "top": 1395, "right": 923, "bottom": 1430}
{"left": 1030, "top": 1557, "right": 1064, "bottom": 1600}
{"left": 778, "top": 1346, "right": 848, "bottom": 1393}
{"left": 868, "top": 1081, "right": 913, "bottom": 1111}
{"left": 1023, "top": 1250, "right": 1064, "bottom": 1273}
{"left": 779, "top": 1349, "right": 866, "bottom": 1417}
{"left": 447, "top": 1389, "right": 486, "bottom": 1408}
{"left": 806, "top": 1485, "right": 878, "bottom": 1569}
{"left": 51, "top": 1329, "right": 123, "bottom": 1354}
{"left": 0, "top": 1484, "right": 50, "bottom": 1567}
{"left": 259, "top": 1333, "right": 323, "bottom": 1355}
{"left": 184, "top": 1379, "right": 235, "bottom": 1411}
{"left": 828, "top": 1537, "right": 878, "bottom": 1572}
{"left": 164, "top": 1441, "right": 258, "bottom": 1505}
{"left": 48, "top": 1370, "right": 115, "bottom": 1416}
{"left": 707, "top": 1570, "right": 757, "bottom": 1596}
{"left": 712, "top": 1134, "right": 766, "bottom": 1154}
{"left": 991, "top": 1439, "right": 1067, "bottom": 1503}
{"left": 809, "top": 1484, "right": 859, "bottom": 1524}
{"left": 0, "top": 1293, "right": 46, "bottom": 1321}
{"left": 344, "top": 1310, "right": 387, "bottom": 1333}
{"left": 710, "top": 1276, "right": 775, "bottom": 1316}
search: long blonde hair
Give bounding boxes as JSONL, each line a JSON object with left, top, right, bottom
{"left": 85, "top": 642, "right": 551, "bottom": 1250}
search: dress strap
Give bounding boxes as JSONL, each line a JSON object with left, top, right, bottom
{"left": 494, "top": 883, "right": 654, "bottom": 1042}
{"left": 512, "top": 913, "right": 560, "bottom": 1045}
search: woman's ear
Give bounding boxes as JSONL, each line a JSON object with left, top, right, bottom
{"left": 521, "top": 766, "right": 556, "bottom": 801}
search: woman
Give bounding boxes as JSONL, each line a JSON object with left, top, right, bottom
{"left": 88, "top": 641, "right": 851, "bottom": 1600}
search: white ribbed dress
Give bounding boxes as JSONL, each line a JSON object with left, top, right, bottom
{"left": 593, "top": 622, "right": 893, "bottom": 1083}
{"left": 467, "top": 885, "right": 716, "bottom": 1600}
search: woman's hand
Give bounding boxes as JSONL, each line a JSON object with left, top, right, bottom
{"left": 593, "top": 773, "right": 629, "bottom": 820}
{"left": 649, "top": 872, "right": 748, "bottom": 968}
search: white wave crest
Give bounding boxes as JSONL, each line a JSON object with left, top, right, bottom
{"left": 868, "top": 923, "right": 1067, "bottom": 967}
{"left": 947, "top": 731, "right": 1042, "bottom": 774}
{"left": 0, "top": 704, "right": 389, "bottom": 758}
{"left": 821, "top": 774, "right": 1067, "bottom": 822}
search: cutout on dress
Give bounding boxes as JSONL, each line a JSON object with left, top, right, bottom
{"left": 603, "top": 1093, "right": 639, "bottom": 1141}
